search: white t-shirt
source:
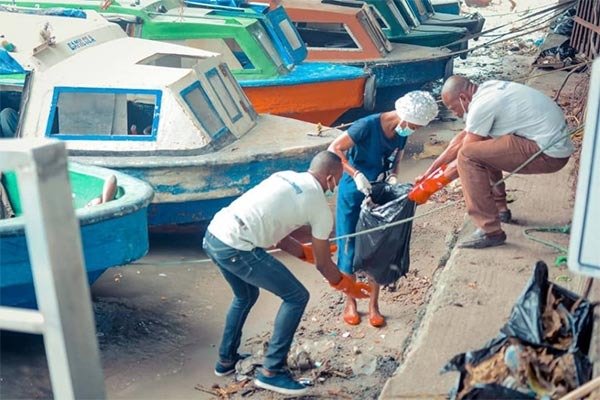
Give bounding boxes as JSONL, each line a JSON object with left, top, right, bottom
{"left": 207, "top": 171, "right": 333, "bottom": 251}
{"left": 465, "top": 80, "right": 574, "bottom": 158}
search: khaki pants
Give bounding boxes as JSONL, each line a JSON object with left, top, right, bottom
{"left": 457, "top": 134, "right": 569, "bottom": 233}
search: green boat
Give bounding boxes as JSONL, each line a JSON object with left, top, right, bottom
{"left": 322, "top": 0, "right": 469, "bottom": 54}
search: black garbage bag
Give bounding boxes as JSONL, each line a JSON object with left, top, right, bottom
{"left": 538, "top": 40, "right": 577, "bottom": 62}
{"left": 352, "top": 182, "right": 416, "bottom": 285}
{"left": 551, "top": 6, "right": 576, "bottom": 36}
{"left": 442, "top": 261, "right": 594, "bottom": 399}
{"left": 442, "top": 334, "right": 592, "bottom": 399}
{"left": 501, "top": 261, "right": 593, "bottom": 354}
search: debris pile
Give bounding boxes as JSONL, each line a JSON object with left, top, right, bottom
{"left": 443, "top": 261, "right": 593, "bottom": 400}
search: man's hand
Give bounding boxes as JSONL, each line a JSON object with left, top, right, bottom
{"left": 353, "top": 171, "right": 371, "bottom": 195}
{"left": 331, "top": 274, "right": 371, "bottom": 299}
{"left": 301, "top": 242, "right": 337, "bottom": 264}
{"left": 408, "top": 166, "right": 451, "bottom": 205}
{"left": 386, "top": 174, "right": 398, "bottom": 185}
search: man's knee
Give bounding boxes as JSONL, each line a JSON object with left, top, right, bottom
{"left": 457, "top": 144, "right": 475, "bottom": 171}
{"left": 290, "top": 286, "right": 310, "bottom": 307}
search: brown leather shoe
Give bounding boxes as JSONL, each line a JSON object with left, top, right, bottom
{"left": 457, "top": 229, "right": 507, "bottom": 249}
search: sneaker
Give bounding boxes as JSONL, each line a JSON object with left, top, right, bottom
{"left": 214, "top": 353, "right": 251, "bottom": 377}
{"left": 457, "top": 229, "right": 507, "bottom": 249}
{"left": 254, "top": 370, "right": 308, "bottom": 396}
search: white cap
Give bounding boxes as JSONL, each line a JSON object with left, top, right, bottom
{"left": 395, "top": 91, "right": 438, "bottom": 126}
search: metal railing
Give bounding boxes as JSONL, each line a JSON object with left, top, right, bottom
{"left": 571, "top": 0, "right": 600, "bottom": 60}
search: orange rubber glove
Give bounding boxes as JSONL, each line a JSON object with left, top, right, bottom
{"left": 408, "top": 165, "right": 452, "bottom": 205}
{"left": 331, "top": 274, "right": 371, "bottom": 299}
{"left": 301, "top": 242, "right": 338, "bottom": 264}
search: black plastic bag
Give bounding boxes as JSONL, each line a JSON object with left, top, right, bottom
{"left": 442, "top": 335, "right": 592, "bottom": 400}
{"left": 442, "top": 261, "right": 594, "bottom": 399}
{"left": 501, "top": 261, "right": 593, "bottom": 354}
{"left": 551, "top": 7, "right": 576, "bottom": 36}
{"left": 353, "top": 182, "right": 416, "bottom": 285}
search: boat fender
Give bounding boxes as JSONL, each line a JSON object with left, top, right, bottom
{"left": 363, "top": 70, "right": 377, "bottom": 111}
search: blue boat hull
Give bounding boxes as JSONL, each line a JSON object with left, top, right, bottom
{"left": 116, "top": 150, "right": 318, "bottom": 227}
{"left": 0, "top": 164, "right": 153, "bottom": 308}
{"left": 0, "top": 209, "right": 149, "bottom": 308}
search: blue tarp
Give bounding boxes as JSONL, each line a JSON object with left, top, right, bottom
{"left": 0, "top": 5, "right": 86, "bottom": 18}
{"left": 0, "top": 49, "right": 24, "bottom": 75}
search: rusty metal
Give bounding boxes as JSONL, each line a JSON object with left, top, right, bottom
{"left": 570, "top": 0, "right": 600, "bottom": 60}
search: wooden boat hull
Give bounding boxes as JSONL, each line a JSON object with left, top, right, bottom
{"left": 241, "top": 64, "right": 373, "bottom": 125}
{"left": 0, "top": 163, "right": 154, "bottom": 308}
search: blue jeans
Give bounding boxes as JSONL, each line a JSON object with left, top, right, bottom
{"left": 335, "top": 176, "right": 365, "bottom": 274}
{"left": 202, "top": 231, "right": 309, "bottom": 372}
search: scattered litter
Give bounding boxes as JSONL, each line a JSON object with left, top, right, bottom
{"left": 158, "top": 273, "right": 167, "bottom": 277}
{"left": 342, "top": 331, "right": 351, "bottom": 338}
{"left": 443, "top": 262, "right": 594, "bottom": 399}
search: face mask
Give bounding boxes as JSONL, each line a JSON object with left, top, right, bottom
{"left": 395, "top": 123, "right": 415, "bottom": 137}
{"left": 326, "top": 175, "right": 337, "bottom": 195}
{"left": 459, "top": 98, "right": 469, "bottom": 123}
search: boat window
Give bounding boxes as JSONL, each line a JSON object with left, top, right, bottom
{"left": 180, "top": 81, "right": 227, "bottom": 138}
{"left": 180, "top": 38, "right": 256, "bottom": 70}
{"left": 278, "top": 19, "right": 303, "bottom": 51}
{"left": 413, "top": 0, "right": 428, "bottom": 15}
{"left": 206, "top": 68, "right": 241, "bottom": 122}
{"left": 46, "top": 88, "right": 160, "bottom": 140}
{"left": 394, "top": 0, "right": 421, "bottom": 27}
{"left": 0, "top": 87, "right": 22, "bottom": 138}
{"left": 389, "top": 1, "right": 412, "bottom": 33}
{"left": 138, "top": 53, "right": 207, "bottom": 68}
{"left": 223, "top": 38, "right": 256, "bottom": 70}
{"left": 368, "top": 5, "right": 390, "bottom": 30}
{"left": 360, "top": 7, "right": 392, "bottom": 53}
{"left": 219, "top": 63, "right": 257, "bottom": 120}
{"left": 250, "top": 25, "right": 284, "bottom": 67}
{"left": 294, "top": 22, "right": 359, "bottom": 49}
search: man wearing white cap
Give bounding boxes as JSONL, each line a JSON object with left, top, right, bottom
{"left": 328, "top": 91, "right": 438, "bottom": 327}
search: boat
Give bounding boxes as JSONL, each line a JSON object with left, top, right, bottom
{"left": 0, "top": 162, "right": 154, "bottom": 308}
{"left": 183, "top": 0, "right": 308, "bottom": 67}
{"left": 282, "top": 0, "right": 453, "bottom": 115}
{"left": 1, "top": 9, "right": 340, "bottom": 227}
{"left": 405, "top": 0, "right": 485, "bottom": 36}
{"left": 0, "top": 1, "right": 374, "bottom": 126}
{"left": 430, "top": 0, "right": 460, "bottom": 15}
{"left": 321, "top": 0, "right": 470, "bottom": 54}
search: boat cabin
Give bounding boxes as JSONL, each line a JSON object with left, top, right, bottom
{"left": 1, "top": 9, "right": 257, "bottom": 155}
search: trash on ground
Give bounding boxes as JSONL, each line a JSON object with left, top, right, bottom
{"left": 442, "top": 262, "right": 593, "bottom": 399}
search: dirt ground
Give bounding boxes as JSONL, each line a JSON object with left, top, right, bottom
{"left": 0, "top": 0, "right": 578, "bottom": 399}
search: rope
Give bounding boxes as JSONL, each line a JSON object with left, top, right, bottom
{"left": 133, "top": 124, "right": 583, "bottom": 267}
{"left": 523, "top": 225, "right": 570, "bottom": 254}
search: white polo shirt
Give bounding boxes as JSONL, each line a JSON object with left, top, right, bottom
{"left": 207, "top": 171, "right": 333, "bottom": 251}
{"left": 465, "top": 80, "right": 574, "bottom": 158}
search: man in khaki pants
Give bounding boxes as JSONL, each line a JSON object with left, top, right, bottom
{"left": 416, "top": 75, "right": 573, "bottom": 249}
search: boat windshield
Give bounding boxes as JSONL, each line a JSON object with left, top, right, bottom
{"left": 393, "top": 0, "right": 421, "bottom": 27}
{"left": 248, "top": 23, "right": 286, "bottom": 71}
{"left": 180, "top": 81, "right": 228, "bottom": 139}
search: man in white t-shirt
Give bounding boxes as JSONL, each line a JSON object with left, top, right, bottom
{"left": 202, "top": 151, "right": 371, "bottom": 396}
{"left": 416, "top": 75, "right": 573, "bottom": 249}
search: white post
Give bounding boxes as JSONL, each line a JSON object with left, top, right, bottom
{"left": 0, "top": 139, "right": 105, "bottom": 399}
